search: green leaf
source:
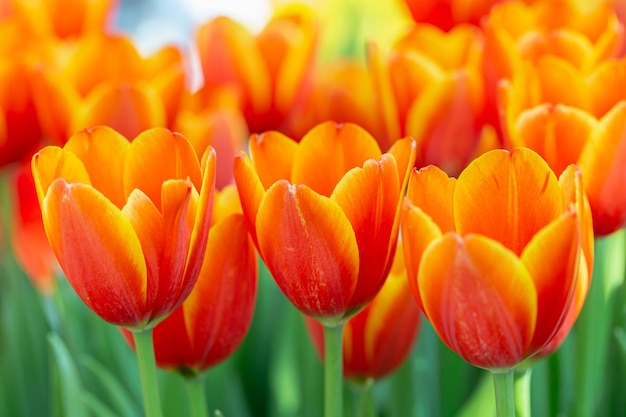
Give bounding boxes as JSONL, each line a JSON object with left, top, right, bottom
{"left": 82, "top": 392, "right": 121, "bottom": 417}
{"left": 48, "top": 333, "right": 89, "bottom": 417}
{"left": 80, "top": 355, "right": 141, "bottom": 417}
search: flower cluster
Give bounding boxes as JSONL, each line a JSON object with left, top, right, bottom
{"left": 1, "top": 0, "right": 624, "bottom": 415}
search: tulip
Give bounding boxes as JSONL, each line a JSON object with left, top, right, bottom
{"left": 401, "top": 147, "right": 593, "bottom": 416}
{"left": 401, "top": 147, "right": 593, "bottom": 371}
{"left": 31, "top": 34, "right": 185, "bottom": 144}
{"left": 482, "top": 0, "right": 624, "bottom": 125}
{"left": 234, "top": 121, "right": 416, "bottom": 323}
{"left": 234, "top": 121, "right": 415, "bottom": 417}
{"left": 122, "top": 185, "right": 257, "bottom": 375}
{"left": 305, "top": 242, "right": 421, "bottom": 381}
{"left": 287, "top": 59, "right": 385, "bottom": 141}
{"left": 499, "top": 59, "right": 626, "bottom": 235}
{"left": 195, "top": 4, "right": 318, "bottom": 135}
{"left": 31, "top": 126, "right": 216, "bottom": 329}
{"left": 368, "top": 24, "right": 497, "bottom": 175}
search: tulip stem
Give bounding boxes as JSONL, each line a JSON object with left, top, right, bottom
{"left": 186, "top": 375, "right": 209, "bottom": 417}
{"left": 133, "top": 329, "right": 163, "bottom": 417}
{"left": 324, "top": 322, "right": 345, "bottom": 417}
{"left": 356, "top": 378, "right": 376, "bottom": 417}
{"left": 514, "top": 368, "right": 531, "bottom": 417}
{"left": 492, "top": 369, "right": 516, "bottom": 417}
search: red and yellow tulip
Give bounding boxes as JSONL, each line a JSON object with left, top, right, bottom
{"left": 483, "top": 0, "right": 623, "bottom": 121}
{"left": 401, "top": 147, "right": 593, "bottom": 369}
{"left": 500, "top": 59, "right": 626, "bottom": 235}
{"left": 31, "top": 126, "right": 216, "bottom": 329}
{"left": 305, "top": 242, "right": 421, "bottom": 380}
{"left": 234, "top": 121, "right": 416, "bottom": 324}
{"left": 32, "top": 34, "right": 185, "bottom": 144}
{"left": 287, "top": 59, "right": 383, "bottom": 141}
{"left": 368, "top": 23, "right": 496, "bottom": 175}
{"left": 195, "top": 4, "right": 318, "bottom": 136}
{"left": 123, "top": 186, "right": 257, "bottom": 374}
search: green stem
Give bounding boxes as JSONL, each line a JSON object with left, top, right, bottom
{"left": 574, "top": 231, "right": 625, "bottom": 417}
{"left": 133, "top": 329, "right": 163, "bottom": 417}
{"left": 324, "top": 322, "right": 345, "bottom": 417}
{"left": 514, "top": 368, "right": 531, "bottom": 417}
{"left": 355, "top": 378, "right": 375, "bottom": 417}
{"left": 492, "top": 369, "right": 516, "bottom": 417}
{"left": 186, "top": 375, "right": 209, "bottom": 417}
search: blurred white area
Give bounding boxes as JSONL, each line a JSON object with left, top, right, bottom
{"left": 116, "top": 0, "right": 272, "bottom": 89}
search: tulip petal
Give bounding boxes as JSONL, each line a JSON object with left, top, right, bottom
{"left": 70, "top": 81, "right": 167, "bottom": 141}
{"left": 42, "top": 179, "right": 147, "bottom": 326}
{"left": 154, "top": 179, "right": 195, "bottom": 317}
{"left": 514, "top": 104, "right": 596, "bottom": 175}
{"left": 405, "top": 165, "right": 456, "bottom": 232}
{"left": 401, "top": 201, "right": 444, "bottom": 308}
{"left": 121, "top": 188, "right": 165, "bottom": 320}
{"left": 578, "top": 101, "right": 626, "bottom": 235}
{"left": 367, "top": 42, "right": 401, "bottom": 150}
{"left": 536, "top": 56, "right": 589, "bottom": 112}
{"left": 183, "top": 214, "right": 257, "bottom": 369}
{"left": 196, "top": 16, "right": 271, "bottom": 115}
{"left": 405, "top": 72, "right": 483, "bottom": 175}
{"left": 256, "top": 181, "right": 359, "bottom": 319}
{"left": 292, "top": 122, "right": 382, "bottom": 197}
{"left": 454, "top": 148, "right": 563, "bottom": 255}
{"left": 331, "top": 156, "right": 400, "bottom": 310}
{"left": 363, "top": 252, "right": 421, "bottom": 379}
{"left": 233, "top": 153, "right": 265, "bottom": 247}
{"left": 64, "top": 126, "right": 130, "bottom": 208}
{"left": 182, "top": 147, "right": 216, "bottom": 300}
{"left": 249, "top": 130, "right": 298, "bottom": 189}
{"left": 521, "top": 211, "right": 579, "bottom": 355}
{"left": 31, "top": 147, "right": 91, "bottom": 206}
{"left": 418, "top": 233, "right": 537, "bottom": 369}
{"left": 124, "top": 128, "right": 202, "bottom": 210}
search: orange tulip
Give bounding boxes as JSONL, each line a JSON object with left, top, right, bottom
{"left": 234, "top": 121, "right": 416, "bottom": 324}
{"left": 122, "top": 186, "right": 257, "bottom": 374}
{"left": 195, "top": 4, "right": 318, "bottom": 135}
{"left": 368, "top": 24, "right": 497, "bottom": 175}
{"left": 287, "top": 59, "right": 385, "bottom": 141}
{"left": 482, "top": 0, "right": 623, "bottom": 121}
{"left": 31, "top": 34, "right": 185, "bottom": 144}
{"left": 305, "top": 242, "right": 421, "bottom": 380}
{"left": 401, "top": 147, "right": 593, "bottom": 369}
{"left": 500, "top": 59, "right": 626, "bottom": 235}
{"left": 31, "top": 126, "right": 216, "bottom": 329}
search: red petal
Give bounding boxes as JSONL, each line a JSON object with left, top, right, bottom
{"left": 418, "top": 233, "right": 537, "bottom": 369}
{"left": 42, "top": 180, "right": 147, "bottom": 327}
{"left": 331, "top": 156, "right": 400, "bottom": 310}
{"left": 256, "top": 181, "right": 359, "bottom": 320}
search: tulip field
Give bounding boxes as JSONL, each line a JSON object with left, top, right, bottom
{"left": 1, "top": 0, "right": 626, "bottom": 416}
